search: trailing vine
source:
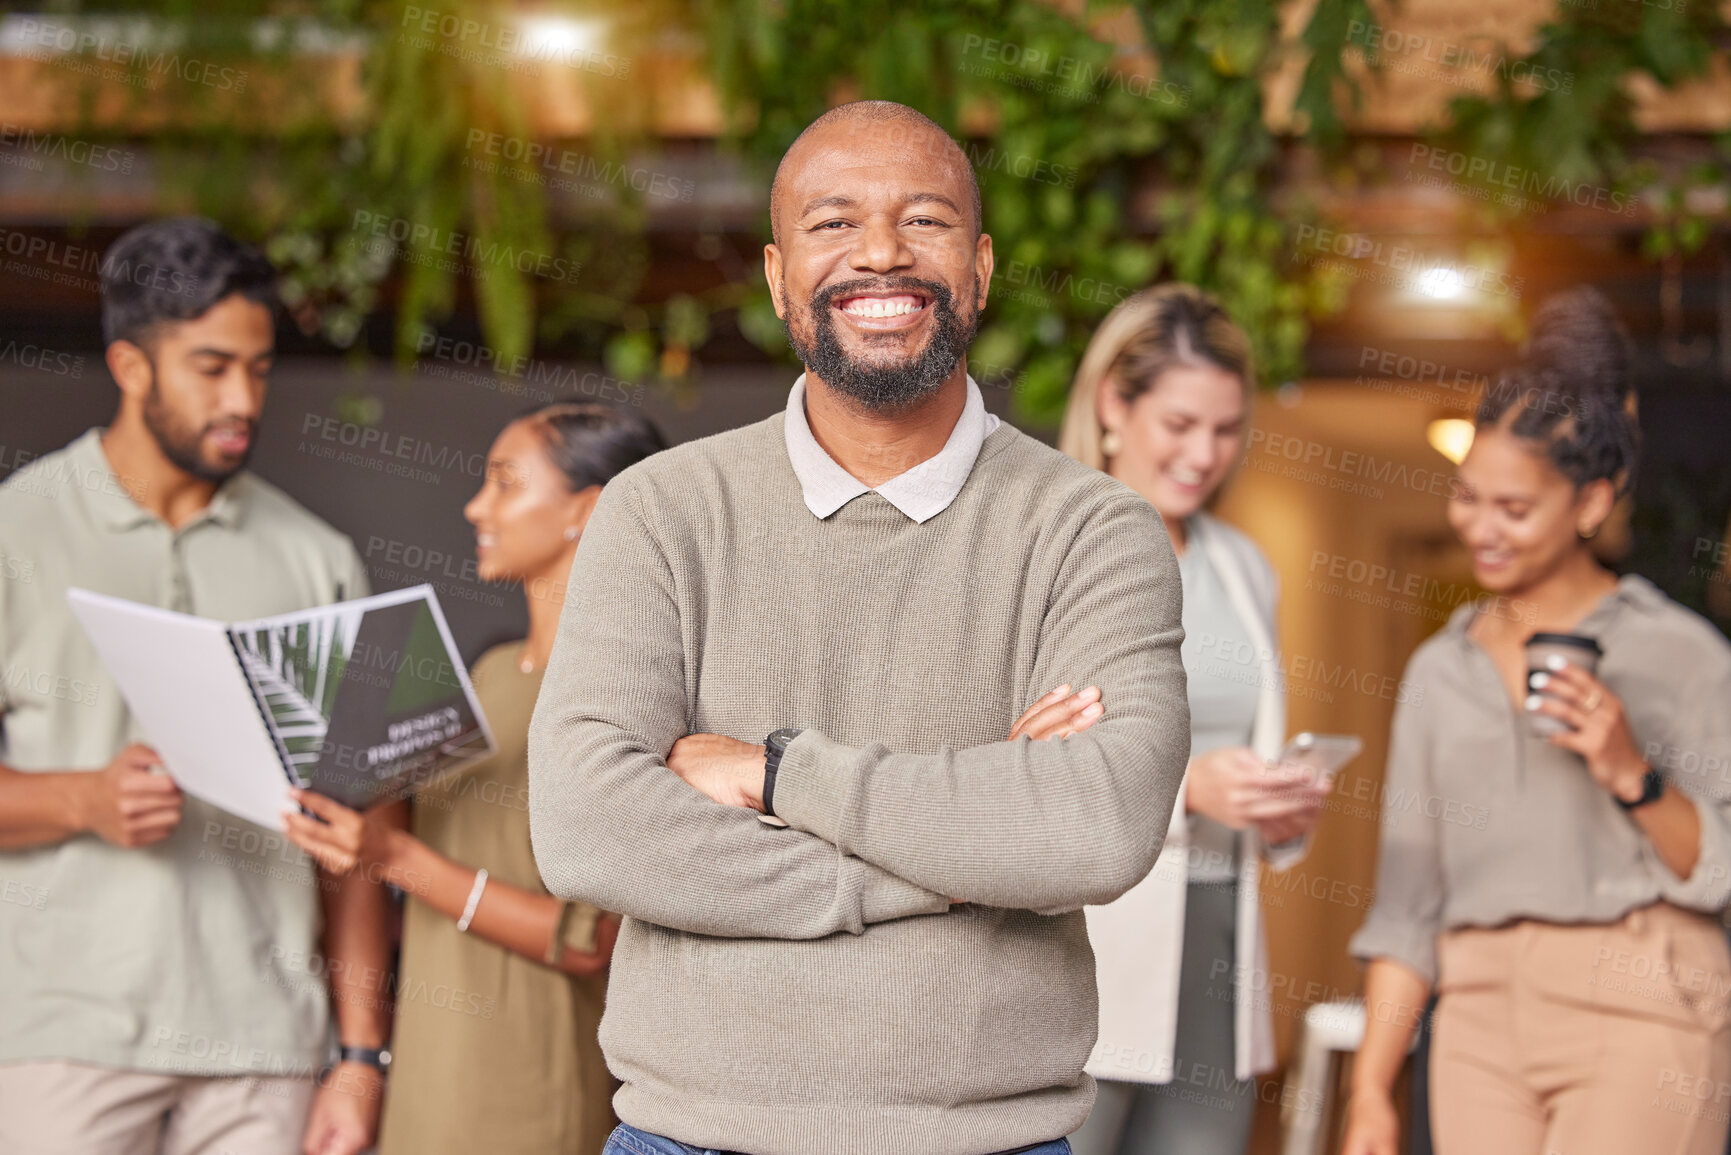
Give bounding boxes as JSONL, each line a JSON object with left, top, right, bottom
{"left": 1435, "top": 0, "right": 1729, "bottom": 262}
{"left": 698, "top": 0, "right": 1373, "bottom": 423}
{"left": 29, "top": 0, "right": 1730, "bottom": 428}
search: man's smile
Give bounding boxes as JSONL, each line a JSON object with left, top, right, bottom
{"left": 831, "top": 290, "right": 933, "bottom": 331}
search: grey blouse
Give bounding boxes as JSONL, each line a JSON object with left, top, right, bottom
{"left": 1351, "top": 575, "right": 1731, "bottom": 985}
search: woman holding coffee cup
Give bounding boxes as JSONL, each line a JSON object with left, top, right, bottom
{"left": 1344, "top": 289, "right": 1731, "bottom": 1155}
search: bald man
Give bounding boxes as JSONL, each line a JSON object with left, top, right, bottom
{"left": 528, "top": 101, "right": 1190, "bottom": 1155}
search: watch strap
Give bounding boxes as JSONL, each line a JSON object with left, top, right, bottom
{"left": 761, "top": 728, "right": 802, "bottom": 827}
{"left": 1615, "top": 766, "right": 1665, "bottom": 811}
{"left": 763, "top": 747, "right": 781, "bottom": 819}
{"left": 338, "top": 1044, "right": 392, "bottom": 1072}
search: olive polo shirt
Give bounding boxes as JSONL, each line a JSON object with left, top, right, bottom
{"left": 0, "top": 427, "right": 369, "bottom": 1076}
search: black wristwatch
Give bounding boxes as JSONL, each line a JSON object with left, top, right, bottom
{"left": 338, "top": 1045, "right": 392, "bottom": 1074}
{"left": 762, "top": 727, "right": 804, "bottom": 824}
{"left": 1615, "top": 766, "right": 1665, "bottom": 811}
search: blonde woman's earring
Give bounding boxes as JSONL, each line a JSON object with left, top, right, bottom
{"left": 1101, "top": 429, "right": 1122, "bottom": 458}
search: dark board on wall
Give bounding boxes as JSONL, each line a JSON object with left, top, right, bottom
{"left": 1, "top": 358, "right": 1028, "bottom": 665}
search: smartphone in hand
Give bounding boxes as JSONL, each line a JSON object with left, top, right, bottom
{"left": 1273, "top": 732, "right": 1363, "bottom": 791}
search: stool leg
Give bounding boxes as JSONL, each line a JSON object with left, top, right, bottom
{"left": 1281, "top": 1020, "right": 1337, "bottom": 1155}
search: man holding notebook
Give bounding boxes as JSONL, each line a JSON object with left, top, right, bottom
{"left": 528, "top": 101, "right": 1190, "bottom": 1155}
{"left": 0, "top": 218, "right": 389, "bottom": 1155}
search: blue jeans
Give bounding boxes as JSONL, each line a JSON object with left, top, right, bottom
{"left": 603, "top": 1122, "right": 1073, "bottom": 1155}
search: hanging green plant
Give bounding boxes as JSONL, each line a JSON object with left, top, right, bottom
{"left": 695, "top": 0, "right": 1378, "bottom": 423}
{"left": 31, "top": 0, "right": 1727, "bottom": 423}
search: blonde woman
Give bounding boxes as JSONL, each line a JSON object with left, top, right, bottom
{"left": 1061, "top": 285, "right": 1328, "bottom": 1155}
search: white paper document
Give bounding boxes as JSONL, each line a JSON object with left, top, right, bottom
{"left": 68, "top": 585, "right": 494, "bottom": 829}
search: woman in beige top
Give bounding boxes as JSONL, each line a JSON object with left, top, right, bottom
{"left": 295, "top": 402, "right": 666, "bottom": 1154}
{"left": 1344, "top": 290, "right": 1731, "bottom": 1155}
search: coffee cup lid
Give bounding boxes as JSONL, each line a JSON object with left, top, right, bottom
{"left": 1525, "top": 632, "right": 1603, "bottom": 655}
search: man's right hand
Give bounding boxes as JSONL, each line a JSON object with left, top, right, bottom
{"left": 77, "top": 744, "right": 183, "bottom": 848}
{"left": 1008, "top": 684, "right": 1104, "bottom": 742}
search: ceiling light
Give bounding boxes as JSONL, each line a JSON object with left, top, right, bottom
{"left": 515, "top": 16, "right": 603, "bottom": 58}
{"left": 1415, "top": 266, "right": 1467, "bottom": 300}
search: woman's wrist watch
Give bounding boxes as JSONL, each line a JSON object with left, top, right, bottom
{"left": 1614, "top": 764, "right": 1665, "bottom": 811}
{"left": 337, "top": 1044, "right": 392, "bottom": 1074}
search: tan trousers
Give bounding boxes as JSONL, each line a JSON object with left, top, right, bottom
{"left": 1432, "top": 903, "right": 1731, "bottom": 1155}
{"left": 0, "top": 1060, "right": 315, "bottom": 1155}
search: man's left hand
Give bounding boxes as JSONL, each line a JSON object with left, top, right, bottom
{"left": 301, "top": 1062, "right": 383, "bottom": 1155}
{"left": 668, "top": 734, "right": 767, "bottom": 812}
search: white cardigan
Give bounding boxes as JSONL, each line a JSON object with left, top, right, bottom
{"left": 1083, "top": 512, "right": 1304, "bottom": 1084}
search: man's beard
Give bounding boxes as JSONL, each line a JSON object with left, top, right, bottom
{"left": 782, "top": 274, "right": 977, "bottom": 412}
{"left": 142, "top": 366, "right": 254, "bottom": 484}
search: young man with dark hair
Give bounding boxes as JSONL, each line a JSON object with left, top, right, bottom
{"left": 529, "top": 101, "right": 1190, "bottom": 1155}
{"left": 0, "top": 217, "right": 391, "bottom": 1155}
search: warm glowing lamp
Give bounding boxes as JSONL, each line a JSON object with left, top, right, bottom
{"left": 515, "top": 16, "right": 604, "bottom": 58}
{"left": 1427, "top": 418, "right": 1475, "bottom": 464}
{"left": 1415, "top": 266, "right": 1468, "bottom": 300}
